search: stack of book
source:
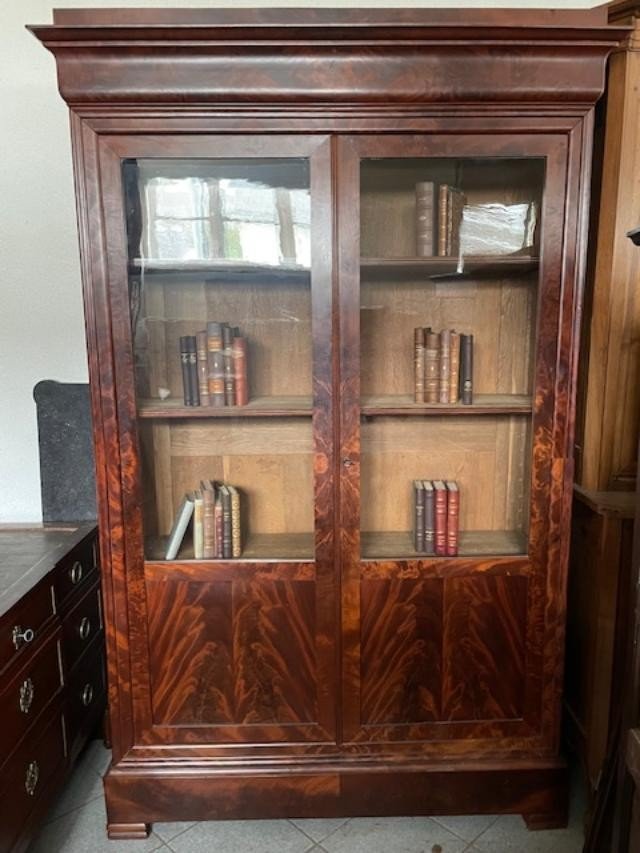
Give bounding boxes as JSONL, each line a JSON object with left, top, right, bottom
{"left": 413, "top": 480, "right": 460, "bottom": 557}
{"left": 179, "top": 322, "right": 249, "bottom": 407}
{"left": 164, "top": 480, "right": 243, "bottom": 560}
{"left": 415, "top": 181, "right": 466, "bottom": 257}
{"left": 414, "top": 328, "right": 473, "bottom": 405}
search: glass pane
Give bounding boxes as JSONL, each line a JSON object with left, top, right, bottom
{"left": 359, "top": 157, "right": 544, "bottom": 558}
{"left": 124, "top": 158, "right": 313, "bottom": 561}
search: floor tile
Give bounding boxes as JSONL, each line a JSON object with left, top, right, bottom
{"left": 472, "top": 814, "right": 583, "bottom": 853}
{"left": 153, "top": 821, "right": 197, "bottom": 842}
{"left": 168, "top": 818, "right": 316, "bottom": 853}
{"left": 82, "top": 739, "right": 112, "bottom": 777}
{"left": 320, "top": 816, "right": 468, "bottom": 853}
{"left": 431, "top": 815, "right": 499, "bottom": 844}
{"left": 45, "top": 759, "right": 104, "bottom": 822}
{"left": 31, "top": 796, "right": 166, "bottom": 852}
{"left": 290, "top": 817, "right": 350, "bottom": 844}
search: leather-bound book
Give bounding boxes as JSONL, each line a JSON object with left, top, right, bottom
{"left": 423, "top": 480, "right": 435, "bottom": 556}
{"left": 445, "top": 481, "right": 460, "bottom": 557}
{"left": 424, "top": 329, "right": 440, "bottom": 404}
{"left": 179, "top": 336, "right": 191, "bottom": 406}
{"left": 415, "top": 181, "right": 435, "bottom": 256}
{"left": 438, "top": 184, "right": 449, "bottom": 256}
{"left": 214, "top": 492, "right": 224, "bottom": 559}
{"left": 186, "top": 335, "right": 199, "bottom": 407}
{"left": 207, "top": 322, "right": 226, "bottom": 407}
{"left": 439, "top": 329, "right": 451, "bottom": 404}
{"left": 193, "top": 489, "right": 204, "bottom": 559}
{"left": 449, "top": 331, "right": 461, "bottom": 404}
{"left": 413, "top": 480, "right": 425, "bottom": 552}
{"left": 414, "top": 328, "right": 425, "bottom": 403}
{"left": 196, "top": 330, "right": 210, "bottom": 406}
{"left": 201, "top": 479, "right": 215, "bottom": 559}
{"left": 449, "top": 189, "right": 466, "bottom": 257}
{"left": 460, "top": 333, "right": 474, "bottom": 405}
{"left": 220, "top": 485, "right": 232, "bottom": 559}
{"left": 232, "top": 335, "right": 249, "bottom": 406}
{"left": 433, "top": 480, "right": 448, "bottom": 557}
{"left": 228, "top": 485, "right": 242, "bottom": 558}
{"left": 222, "top": 324, "right": 236, "bottom": 406}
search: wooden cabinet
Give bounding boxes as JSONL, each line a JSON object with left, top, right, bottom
{"left": 30, "top": 7, "right": 623, "bottom": 839}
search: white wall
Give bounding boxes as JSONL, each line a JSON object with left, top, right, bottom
{"left": 0, "top": 0, "right": 600, "bottom": 523}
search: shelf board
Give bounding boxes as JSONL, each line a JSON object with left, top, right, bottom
{"left": 137, "top": 395, "right": 313, "bottom": 419}
{"left": 360, "top": 255, "right": 539, "bottom": 280}
{"left": 129, "top": 258, "right": 310, "bottom": 283}
{"left": 146, "top": 531, "right": 315, "bottom": 562}
{"left": 360, "top": 394, "right": 532, "bottom": 416}
{"left": 361, "top": 529, "right": 527, "bottom": 559}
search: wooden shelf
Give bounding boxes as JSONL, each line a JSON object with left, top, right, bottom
{"left": 361, "top": 394, "right": 532, "bottom": 416}
{"left": 146, "top": 531, "right": 314, "bottom": 562}
{"left": 129, "top": 258, "right": 310, "bottom": 284}
{"left": 360, "top": 255, "right": 539, "bottom": 280}
{"left": 361, "top": 529, "right": 528, "bottom": 559}
{"left": 137, "top": 395, "right": 313, "bottom": 419}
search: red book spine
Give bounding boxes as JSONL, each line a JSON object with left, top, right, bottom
{"left": 445, "top": 482, "right": 459, "bottom": 557}
{"left": 434, "top": 481, "right": 448, "bottom": 556}
{"left": 233, "top": 336, "right": 249, "bottom": 406}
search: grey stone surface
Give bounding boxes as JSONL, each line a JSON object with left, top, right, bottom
{"left": 168, "top": 818, "right": 317, "bottom": 853}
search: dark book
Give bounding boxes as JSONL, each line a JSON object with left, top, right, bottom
{"left": 179, "top": 336, "right": 191, "bottom": 406}
{"left": 222, "top": 324, "right": 236, "bottom": 406}
{"left": 424, "top": 329, "right": 440, "bottom": 404}
{"left": 439, "top": 329, "right": 451, "bottom": 404}
{"left": 413, "top": 480, "right": 425, "bottom": 552}
{"left": 220, "top": 484, "right": 232, "bottom": 559}
{"left": 196, "top": 330, "right": 210, "bottom": 406}
{"left": 201, "top": 479, "right": 215, "bottom": 559}
{"left": 449, "top": 331, "right": 461, "bottom": 404}
{"left": 433, "top": 480, "right": 448, "bottom": 557}
{"left": 415, "top": 181, "right": 435, "bottom": 256}
{"left": 214, "top": 492, "right": 224, "bottom": 559}
{"left": 460, "top": 333, "right": 474, "bottom": 405}
{"left": 445, "top": 481, "right": 460, "bottom": 557}
{"left": 232, "top": 335, "right": 249, "bottom": 406}
{"left": 207, "top": 322, "right": 226, "bottom": 407}
{"left": 414, "top": 327, "right": 425, "bottom": 403}
{"left": 438, "top": 184, "right": 449, "bottom": 256}
{"left": 423, "top": 480, "right": 435, "bottom": 556}
{"left": 228, "top": 484, "right": 242, "bottom": 558}
{"left": 186, "top": 335, "right": 199, "bottom": 407}
{"left": 164, "top": 493, "right": 195, "bottom": 560}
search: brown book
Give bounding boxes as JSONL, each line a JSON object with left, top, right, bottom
{"left": 186, "top": 335, "right": 199, "bottom": 407}
{"left": 222, "top": 324, "right": 235, "bottom": 406}
{"left": 460, "top": 333, "right": 474, "bottom": 405}
{"left": 433, "top": 480, "right": 448, "bottom": 557}
{"left": 413, "top": 480, "right": 425, "bottom": 552}
{"left": 196, "top": 330, "right": 210, "bottom": 406}
{"left": 414, "top": 327, "right": 425, "bottom": 403}
{"left": 232, "top": 335, "right": 249, "bottom": 406}
{"left": 438, "top": 184, "right": 449, "bottom": 256}
{"left": 214, "top": 492, "right": 224, "bottom": 559}
{"left": 193, "top": 488, "right": 204, "bottom": 559}
{"left": 179, "top": 336, "right": 191, "bottom": 406}
{"left": 449, "top": 331, "right": 461, "bottom": 404}
{"left": 207, "top": 322, "right": 226, "bottom": 407}
{"left": 424, "top": 329, "right": 440, "bottom": 404}
{"left": 439, "top": 329, "right": 451, "bottom": 404}
{"left": 423, "top": 480, "right": 435, "bottom": 556}
{"left": 228, "top": 485, "right": 242, "bottom": 558}
{"left": 449, "top": 188, "right": 466, "bottom": 256}
{"left": 445, "top": 481, "right": 460, "bottom": 557}
{"left": 220, "top": 485, "right": 232, "bottom": 559}
{"left": 415, "top": 181, "right": 435, "bottom": 256}
{"left": 201, "top": 479, "right": 215, "bottom": 559}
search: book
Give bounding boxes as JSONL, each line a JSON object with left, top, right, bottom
{"left": 228, "top": 485, "right": 242, "bottom": 558}
{"left": 193, "top": 488, "right": 204, "bottom": 559}
{"left": 433, "top": 480, "right": 448, "bottom": 557}
{"left": 196, "top": 330, "right": 210, "bottom": 406}
{"left": 439, "top": 329, "right": 451, "bottom": 404}
{"left": 232, "top": 335, "right": 249, "bottom": 406}
{"left": 445, "top": 481, "right": 460, "bottom": 557}
{"left": 449, "top": 188, "right": 466, "bottom": 256}
{"left": 460, "top": 333, "right": 474, "bottom": 405}
{"left": 415, "top": 181, "right": 435, "bottom": 256}
{"left": 438, "top": 184, "right": 449, "bottom": 256}
{"left": 201, "top": 480, "right": 216, "bottom": 559}
{"left": 214, "top": 491, "right": 224, "bottom": 559}
{"left": 186, "top": 335, "right": 199, "bottom": 407}
{"left": 207, "top": 322, "right": 226, "bottom": 407}
{"left": 220, "top": 485, "right": 232, "bottom": 559}
{"left": 164, "top": 493, "right": 195, "bottom": 560}
{"left": 414, "top": 327, "right": 425, "bottom": 403}
{"left": 424, "top": 329, "right": 440, "bottom": 404}
{"left": 179, "top": 336, "right": 191, "bottom": 406}
{"left": 449, "top": 331, "right": 461, "bottom": 404}
{"left": 413, "top": 480, "right": 425, "bottom": 552}
{"left": 423, "top": 480, "right": 435, "bottom": 556}
{"left": 222, "top": 324, "right": 236, "bottom": 406}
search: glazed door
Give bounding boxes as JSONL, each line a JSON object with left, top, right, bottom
{"left": 97, "top": 135, "right": 337, "bottom": 753}
{"left": 337, "top": 134, "right": 573, "bottom": 751}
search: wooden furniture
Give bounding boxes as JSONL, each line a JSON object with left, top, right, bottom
{"left": 0, "top": 524, "right": 104, "bottom": 853}
{"left": 29, "top": 7, "right": 624, "bottom": 839}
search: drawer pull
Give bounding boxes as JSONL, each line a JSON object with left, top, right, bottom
{"left": 78, "top": 617, "right": 92, "bottom": 641}
{"left": 19, "top": 678, "right": 35, "bottom": 714}
{"left": 24, "top": 760, "right": 39, "bottom": 797}
{"left": 82, "top": 683, "right": 94, "bottom": 706}
{"left": 69, "top": 561, "right": 84, "bottom": 585}
{"left": 12, "top": 626, "right": 35, "bottom": 650}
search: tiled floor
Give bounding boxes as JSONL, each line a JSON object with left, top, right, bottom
{"left": 30, "top": 741, "right": 586, "bottom": 852}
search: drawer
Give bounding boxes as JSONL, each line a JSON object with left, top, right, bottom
{"left": 0, "top": 582, "right": 55, "bottom": 675}
{"left": 62, "top": 582, "right": 103, "bottom": 672}
{"left": 0, "top": 631, "right": 63, "bottom": 768}
{"left": 65, "top": 641, "right": 106, "bottom": 760}
{"left": 0, "top": 708, "right": 66, "bottom": 853}
{"left": 54, "top": 535, "right": 98, "bottom": 612}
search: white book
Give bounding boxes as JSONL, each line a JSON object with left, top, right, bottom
{"left": 164, "top": 493, "right": 195, "bottom": 560}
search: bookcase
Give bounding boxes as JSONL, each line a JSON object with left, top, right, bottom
{"left": 30, "top": 6, "right": 624, "bottom": 839}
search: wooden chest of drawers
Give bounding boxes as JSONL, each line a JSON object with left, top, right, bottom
{"left": 0, "top": 524, "right": 105, "bottom": 853}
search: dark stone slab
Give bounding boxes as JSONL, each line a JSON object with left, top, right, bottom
{"left": 33, "top": 380, "right": 97, "bottom": 522}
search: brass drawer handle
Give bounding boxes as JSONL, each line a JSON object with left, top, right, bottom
{"left": 19, "top": 678, "right": 35, "bottom": 714}
{"left": 81, "top": 683, "right": 94, "bottom": 707}
{"left": 12, "top": 626, "right": 35, "bottom": 650}
{"left": 69, "top": 561, "right": 84, "bottom": 585}
{"left": 24, "top": 760, "right": 39, "bottom": 796}
{"left": 78, "top": 617, "right": 91, "bottom": 641}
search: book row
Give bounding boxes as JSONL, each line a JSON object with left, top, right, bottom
{"left": 180, "top": 322, "right": 249, "bottom": 407}
{"left": 414, "top": 328, "right": 473, "bottom": 404}
{"left": 165, "top": 480, "right": 242, "bottom": 560}
{"left": 413, "top": 479, "right": 460, "bottom": 556}
{"left": 416, "top": 181, "right": 465, "bottom": 258}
